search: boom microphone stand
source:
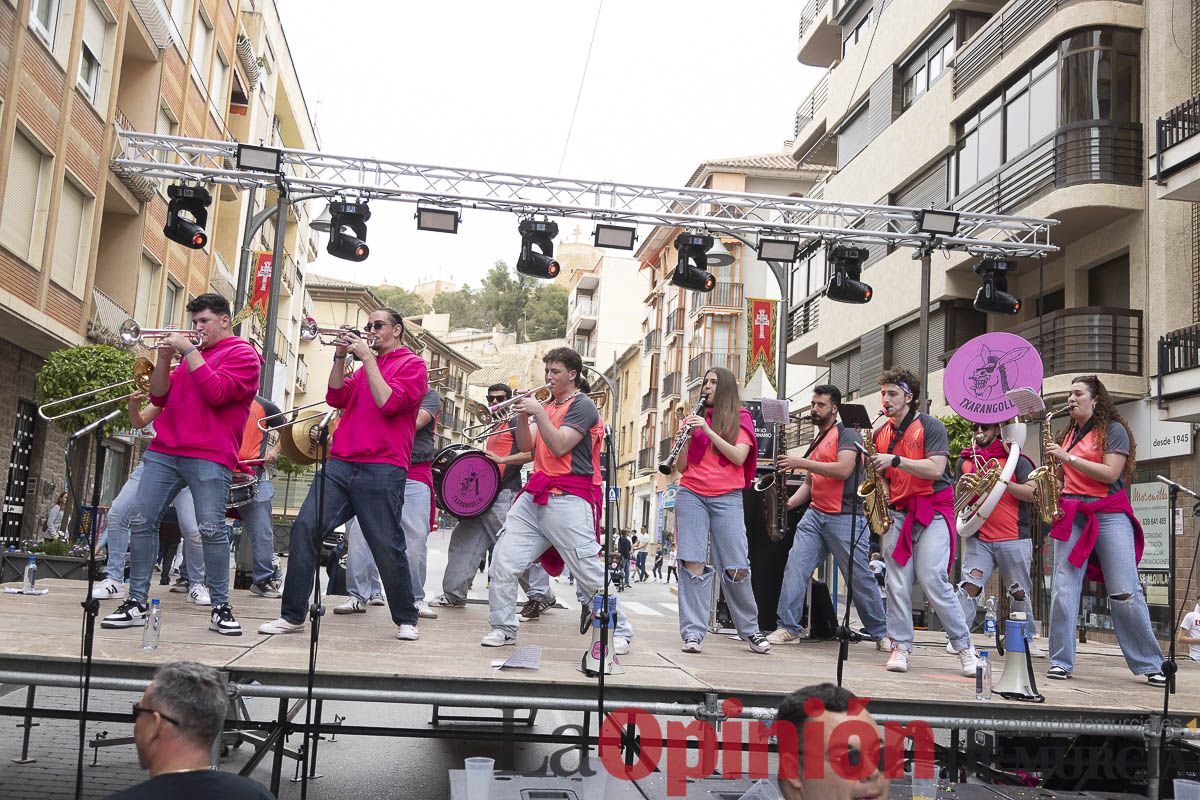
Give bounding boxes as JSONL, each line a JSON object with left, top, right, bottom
{"left": 838, "top": 446, "right": 865, "bottom": 688}
{"left": 69, "top": 407, "right": 122, "bottom": 800}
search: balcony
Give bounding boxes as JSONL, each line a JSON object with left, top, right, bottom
{"left": 130, "top": 0, "right": 174, "bottom": 49}
{"left": 643, "top": 329, "right": 660, "bottom": 354}
{"left": 88, "top": 287, "right": 129, "bottom": 345}
{"left": 658, "top": 436, "right": 673, "bottom": 464}
{"left": 109, "top": 108, "right": 157, "bottom": 204}
{"left": 573, "top": 338, "right": 597, "bottom": 360}
{"left": 638, "top": 447, "right": 655, "bottom": 475}
{"left": 791, "top": 72, "right": 829, "bottom": 161}
{"left": 665, "top": 309, "right": 685, "bottom": 339}
{"left": 1155, "top": 94, "right": 1200, "bottom": 201}
{"left": 1155, "top": 324, "right": 1200, "bottom": 421}
{"left": 641, "top": 388, "right": 658, "bottom": 412}
{"left": 787, "top": 292, "right": 823, "bottom": 366}
{"left": 571, "top": 295, "right": 597, "bottom": 330}
{"left": 693, "top": 281, "right": 744, "bottom": 313}
{"left": 952, "top": 0, "right": 1075, "bottom": 97}
{"left": 952, "top": 124, "right": 1142, "bottom": 219}
{"left": 662, "top": 371, "right": 682, "bottom": 400}
{"left": 688, "top": 352, "right": 743, "bottom": 383}
{"left": 796, "top": 0, "right": 839, "bottom": 67}
{"left": 1009, "top": 306, "right": 1143, "bottom": 398}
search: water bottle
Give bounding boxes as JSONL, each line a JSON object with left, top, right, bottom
{"left": 976, "top": 650, "right": 992, "bottom": 702}
{"left": 21, "top": 556, "right": 36, "bottom": 592}
{"left": 142, "top": 599, "right": 161, "bottom": 652}
{"left": 983, "top": 595, "right": 997, "bottom": 635}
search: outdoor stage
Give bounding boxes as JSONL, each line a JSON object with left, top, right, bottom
{"left": 2, "top": 579, "right": 1199, "bottom": 795}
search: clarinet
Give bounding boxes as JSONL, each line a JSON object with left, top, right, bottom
{"left": 658, "top": 399, "right": 708, "bottom": 475}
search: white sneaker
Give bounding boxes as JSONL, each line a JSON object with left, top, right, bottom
{"left": 957, "top": 647, "right": 980, "bottom": 677}
{"left": 1027, "top": 639, "right": 1047, "bottom": 659}
{"left": 416, "top": 601, "right": 438, "bottom": 620}
{"left": 614, "top": 636, "right": 631, "bottom": 655}
{"left": 367, "top": 593, "right": 386, "bottom": 606}
{"left": 89, "top": 578, "right": 125, "bottom": 601}
{"left": 946, "top": 639, "right": 957, "bottom": 655}
{"left": 886, "top": 646, "right": 909, "bottom": 673}
{"left": 481, "top": 629, "right": 517, "bottom": 647}
{"left": 334, "top": 597, "right": 367, "bottom": 615}
{"left": 874, "top": 636, "right": 892, "bottom": 652}
{"left": 396, "top": 624, "right": 420, "bottom": 641}
{"left": 258, "top": 617, "right": 305, "bottom": 635}
{"left": 188, "top": 584, "right": 211, "bottom": 606}
{"left": 766, "top": 628, "right": 806, "bottom": 645}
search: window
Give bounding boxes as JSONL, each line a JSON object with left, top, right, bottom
{"left": 2, "top": 131, "right": 49, "bottom": 264}
{"left": 169, "top": 0, "right": 192, "bottom": 49}
{"left": 135, "top": 255, "right": 161, "bottom": 324}
{"left": 78, "top": 1, "right": 108, "bottom": 104}
{"left": 52, "top": 179, "right": 88, "bottom": 294}
{"left": 155, "top": 105, "right": 178, "bottom": 191}
{"left": 163, "top": 279, "right": 181, "bottom": 328}
{"left": 900, "top": 21, "right": 955, "bottom": 110}
{"left": 30, "top": 0, "right": 59, "bottom": 47}
{"left": 841, "top": 11, "right": 872, "bottom": 59}
{"left": 193, "top": 8, "right": 212, "bottom": 85}
{"left": 836, "top": 103, "right": 871, "bottom": 170}
{"left": 211, "top": 50, "right": 229, "bottom": 116}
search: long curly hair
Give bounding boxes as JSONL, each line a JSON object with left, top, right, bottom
{"left": 705, "top": 367, "right": 742, "bottom": 445}
{"left": 1058, "top": 374, "right": 1136, "bottom": 481}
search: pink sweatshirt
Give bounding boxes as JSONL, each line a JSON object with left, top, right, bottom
{"left": 149, "top": 336, "right": 262, "bottom": 470}
{"left": 326, "top": 347, "right": 427, "bottom": 468}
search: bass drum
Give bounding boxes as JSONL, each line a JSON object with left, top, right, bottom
{"left": 431, "top": 444, "right": 500, "bottom": 519}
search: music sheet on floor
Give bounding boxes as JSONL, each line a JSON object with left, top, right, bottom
{"left": 491, "top": 644, "right": 542, "bottom": 670}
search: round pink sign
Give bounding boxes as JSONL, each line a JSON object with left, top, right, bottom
{"left": 944, "top": 332, "right": 1043, "bottom": 424}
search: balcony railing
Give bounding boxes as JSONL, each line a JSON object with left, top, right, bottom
{"left": 662, "top": 371, "right": 682, "bottom": 399}
{"left": 659, "top": 437, "right": 673, "bottom": 463}
{"left": 1160, "top": 324, "right": 1200, "bottom": 378}
{"left": 688, "top": 352, "right": 743, "bottom": 382}
{"left": 638, "top": 447, "right": 655, "bottom": 474}
{"left": 789, "top": 293, "right": 822, "bottom": 340}
{"left": 573, "top": 339, "right": 597, "bottom": 359}
{"left": 88, "top": 287, "right": 129, "bottom": 344}
{"left": 665, "top": 309, "right": 685, "bottom": 336}
{"left": 641, "top": 388, "right": 658, "bottom": 412}
{"left": 794, "top": 72, "right": 829, "bottom": 139}
{"left": 694, "top": 281, "right": 744, "bottom": 311}
{"left": 572, "top": 297, "right": 596, "bottom": 316}
{"left": 1156, "top": 94, "right": 1200, "bottom": 182}
{"left": 952, "top": 123, "right": 1142, "bottom": 217}
{"left": 643, "top": 329, "right": 660, "bottom": 353}
{"left": 797, "top": 0, "right": 828, "bottom": 42}
{"left": 1010, "top": 306, "right": 1143, "bottom": 378}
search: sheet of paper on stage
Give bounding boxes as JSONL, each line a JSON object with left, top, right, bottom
{"left": 491, "top": 644, "right": 542, "bottom": 670}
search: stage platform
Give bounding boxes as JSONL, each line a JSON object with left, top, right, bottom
{"left": 1, "top": 578, "right": 1196, "bottom": 733}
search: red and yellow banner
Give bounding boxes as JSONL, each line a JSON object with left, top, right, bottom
{"left": 232, "top": 251, "right": 272, "bottom": 330}
{"left": 745, "top": 297, "right": 777, "bottom": 391}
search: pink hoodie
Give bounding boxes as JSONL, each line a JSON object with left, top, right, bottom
{"left": 149, "top": 336, "right": 262, "bottom": 470}
{"left": 326, "top": 347, "right": 427, "bottom": 468}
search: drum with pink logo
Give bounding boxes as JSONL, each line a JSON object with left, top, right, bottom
{"left": 944, "top": 332, "right": 1043, "bottom": 424}
{"left": 431, "top": 444, "right": 501, "bottom": 519}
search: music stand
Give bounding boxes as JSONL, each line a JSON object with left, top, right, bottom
{"left": 837, "top": 403, "right": 874, "bottom": 430}
{"left": 1005, "top": 388, "right": 1047, "bottom": 418}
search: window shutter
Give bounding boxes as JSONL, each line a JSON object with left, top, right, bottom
{"left": 889, "top": 321, "right": 920, "bottom": 374}
{"left": 2, "top": 134, "right": 41, "bottom": 259}
{"left": 82, "top": 1, "right": 106, "bottom": 60}
{"left": 52, "top": 181, "right": 86, "bottom": 290}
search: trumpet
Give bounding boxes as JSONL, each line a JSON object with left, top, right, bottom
{"left": 488, "top": 384, "right": 553, "bottom": 417}
{"left": 299, "top": 317, "right": 365, "bottom": 346}
{"left": 39, "top": 357, "right": 155, "bottom": 421}
{"left": 119, "top": 319, "right": 202, "bottom": 347}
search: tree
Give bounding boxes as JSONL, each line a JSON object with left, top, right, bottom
{"left": 374, "top": 285, "right": 428, "bottom": 318}
{"left": 431, "top": 285, "right": 486, "bottom": 329}
{"left": 523, "top": 283, "right": 569, "bottom": 341}
{"left": 427, "top": 261, "right": 568, "bottom": 340}
{"left": 938, "top": 414, "right": 973, "bottom": 460}
{"left": 37, "top": 345, "right": 138, "bottom": 434}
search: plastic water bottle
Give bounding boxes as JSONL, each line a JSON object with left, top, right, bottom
{"left": 21, "top": 557, "right": 36, "bottom": 592}
{"left": 983, "top": 596, "right": 998, "bottom": 635}
{"left": 142, "top": 599, "right": 161, "bottom": 652}
{"left": 976, "top": 650, "right": 992, "bottom": 702}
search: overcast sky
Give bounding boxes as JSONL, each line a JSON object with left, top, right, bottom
{"left": 277, "top": 0, "right": 820, "bottom": 291}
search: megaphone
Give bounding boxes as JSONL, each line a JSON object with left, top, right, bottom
{"left": 994, "top": 613, "right": 1044, "bottom": 702}
{"left": 580, "top": 593, "right": 624, "bottom": 676}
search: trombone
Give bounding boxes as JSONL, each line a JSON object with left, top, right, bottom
{"left": 258, "top": 401, "right": 342, "bottom": 465}
{"left": 119, "top": 319, "right": 202, "bottom": 347}
{"left": 38, "top": 357, "right": 155, "bottom": 421}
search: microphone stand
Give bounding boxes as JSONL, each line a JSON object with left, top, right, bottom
{"left": 300, "top": 410, "right": 335, "bottom": 800}
{"left": 837, "top": 442, "right": 865, "bottom": 688}
{"left": 70, "top": 407, "right": 121, "bottom": 800}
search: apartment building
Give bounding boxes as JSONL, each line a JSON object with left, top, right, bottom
{"left": 634, "top": 154, "right": 822, "bottom": 542}
{"left": 603, "top": 343, "right": 645, "bottom": 533}
{"left": 788, "top": 0, "right": 1196, "bottom": 639}
{"left": 566, "top": 250, "right": 643, "bottom": 374}
{"left": 0, "top": 0, "right": 318, "bottom": 545}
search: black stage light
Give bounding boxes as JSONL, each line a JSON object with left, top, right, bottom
{"left": 164, "top": 184, "right": 212, "bottom": 249}
{"left": 327, "top": 201, "right": 371, "bottom": 262}
{"left": 973, "top": 259, "right": 1021, "bottom": 315}
{"left": 824, "top": 245, "right": 872, "bottom": 304}
{"left": 916, "top": 208, "right": 960, "bottom": 237}
{"left": 516, "top": 219, "right": 561, "bottom": 279}
{"left": 671, "top": 233, "right": 716, "bottom": 292}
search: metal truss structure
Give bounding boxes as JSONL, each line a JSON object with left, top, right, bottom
{"left": 113, "top": 131, "right": 1058, "bottom": 259}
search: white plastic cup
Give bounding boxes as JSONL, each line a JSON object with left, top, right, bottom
{"left": 911, "top": 776, "right": 938, "bottom": 800}
{"left": 464, "top": 757, "right": 494, "bottom": 800}
{"left": 1175, "top": 779, "right": 1200, "bottom": 800}
{"left": 582, "top": 756, "right": 609, "bottom": 800}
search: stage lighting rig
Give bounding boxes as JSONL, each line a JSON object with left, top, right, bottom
{"left": 671, "top": 233, "right": 716, "bottom": 292}
{"left": 516, "top": 218, "right": 561, "bottom": 279}
{"left": 327, "top": 201, "right": 371, "bottom": 262}
{"left": 824, "top": 245, "right": 872, "bottom": 304}
{"left": 164, "top": 184, "right": 211, "bottom": 249}
{"left": 973, "top": 259, "right": 1021, "bottom": 315}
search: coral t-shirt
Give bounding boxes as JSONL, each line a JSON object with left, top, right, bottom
{"left": 872, "top": 412, "right": 952, "bottom": 505}
{"left": 680, "top": 427, "right": 756, "bottom": 497}
{"left": 808, "top": 424, "right": 863, "bottom": 515}
{"left": 1062, "top": 421, "right": 1129, "bottom": 497}
{"left": 532, "top": 393, "right": 599, "bottom": 478}
{"left": 958, "top": 454, "right": 1034, "bottom": 542}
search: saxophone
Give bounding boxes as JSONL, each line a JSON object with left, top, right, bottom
{"left": 1029, "top": 405, "right": 1070, "bottom": 524}
{"left": 857, "top": 414, "right": 893, "bottom": 536}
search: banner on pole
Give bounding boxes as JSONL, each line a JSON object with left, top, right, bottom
{"left": 745, "top": 297, "right": 777, "bottom": 391}
{"left": 232, "top": 251, "right": 273, "bottom": 330}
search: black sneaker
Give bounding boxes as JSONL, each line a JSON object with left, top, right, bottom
{"left": 101, "top": 599, "right": 147, "bottom": 628}
{"left": 519, "top": 598, "right": 543, "bottom": 622}
{"left": 209, "top": 604, "right": 243, "bottom": 636}
{"left": 250, "top": 579, "right": 282, "bottom": 598}
{"left": 1047, "top": 665, "right": 1071, "bottom": 680}
{"left": 1147, "top": 673, "right": 1167, "bottom": 687}
{"left": 747, "top": 633, "right": 772, "bottom": 654}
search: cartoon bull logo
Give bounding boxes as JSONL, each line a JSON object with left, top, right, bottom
{"left": 964, "top": 344, "right": 1030, "bottom": 401}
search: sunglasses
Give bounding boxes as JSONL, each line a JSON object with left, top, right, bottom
{"left": 132, "top": 702, "right": 181, "bottom": 727}
{"left": 971, "top": 424, "right": 994, "bottom": 432}
{"left": 363, "top": 321, "right": 391, "bottom": 332}
{"left": 488, "top": 396, "right": 508, "bottom": 403}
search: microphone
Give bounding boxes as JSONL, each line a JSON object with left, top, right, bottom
{"left": 68, "top": 408, "right": 123, "bottom": 442}
{"left": 1156, "top": 475, "right": 1200, "bottom": 500}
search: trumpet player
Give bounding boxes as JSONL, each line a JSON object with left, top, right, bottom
{"left": 952, "top": 420, "right": 1044, "bottom": 658}
{"left": 768, "top": 385, "right": 887, "bottom": 647}
{"left": 869, "top": 369, "right": 977, "bottom": 676}
{"left": 258, "top": 308, "right": 427, "bottom": 642}
{"left": 1045, "top": 375, "right": 1164, "bottom": 686}
{"left": 103, "top": 293, "right": 261, "bottom": 637}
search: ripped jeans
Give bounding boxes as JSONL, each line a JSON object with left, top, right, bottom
{"left": 127, "top": 451, "right": 233, "bottom": 607}
{"left": 674, "top": 486, "right": 761, "bottom": 643}
{"left": 1049, "top": 510, "right": 1163, "bottom": 675}
{"left": 955, "top": 537, "right": 1035, "bottom": 630}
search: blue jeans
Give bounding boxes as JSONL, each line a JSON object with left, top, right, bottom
{"left": 280, "top": 459, "right": 416, "bottom": 627}
{"left": 401, "top": 480, "right": 432, "bottom": 603}
{"left": 441, "top": 488, "right": 513, "bottom": 603}
{"left": 882, "top": 510, "right": 970, "bottom": 654}
{"left": 674, "top": 487, "right": 760, "bottom": 643}
{"left": 1049, "top": 511, "right": 1164, "bottom": 675}
{"left": 345, "top": 516, "right": 382, "bottom": 602}
{"left": 238, "top": 477, "right": 276, "bottom": 584}
{"left": 776, "top": 508, "right": 887, "bottom": 639}
{"left": 956, "top": 537, "right": 1035, "bottom": 629}
{"left": 103, "top": 463, "right": 144, "bottom": 583}
{"left": 128, "top": 452, "right": 232, "bottom": 606}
